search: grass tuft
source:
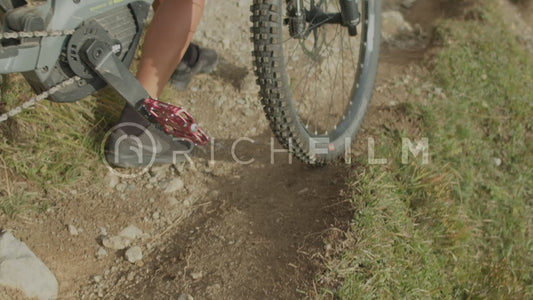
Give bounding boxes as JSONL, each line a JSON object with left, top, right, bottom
{"left": 0, "top": 74, "right": 123, "bottom": 214}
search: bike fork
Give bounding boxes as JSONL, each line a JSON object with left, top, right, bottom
{"left": 288, "top": 0, "right": 361, "bottom": 37}
{"left": 339, "top": 0, "right": 361, "bottom": 36}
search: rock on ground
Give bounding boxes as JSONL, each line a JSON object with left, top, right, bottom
{"left": 105, "top": 172, "right": 120, "bottom": 189}
{"left": 381, "top": 11, "right": 413, "bottom": 41}
{"left": 167, "top": 197, "right": 179, "bottom": 206}
{"left": 125, "top": 246, "right": 143, "bottom": 263}
{"left": 401, "top": 0, "right": 417, "bottom": 8}
{"left": 0, "top": 231, "right": 58, "bottom": 300}
{"left": 102, "top": 236, "right": 131, "bottom": 250}
{"left": 67, "top": 224, "right": 79, "bottom": 236}
{"left": 190, "top": 271, "right": 203, "bottom": 280}
{"left": 96, "top": 247, "right": 108, "bottom": 259}
{"left": 150, "top": 165, "right": 169, "bottom": 178}
{"left": 164, "top": 178, "right": 185, "bottom": 194}
{"left": 178, "top": 294, "right": 194, "bottom": 300}
{"left": 118, "top": 225, "right": 143, "bottom": 240}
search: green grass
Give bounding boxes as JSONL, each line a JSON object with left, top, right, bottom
{"left": 0, "top": 75, "right": 123, "bottom": 215}
{"left": 324, "top": 1, "right": 533, "bottom": 299}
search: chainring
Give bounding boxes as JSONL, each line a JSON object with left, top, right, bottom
{"left": 67, "top": 22, "right": 120, "bottom": 80}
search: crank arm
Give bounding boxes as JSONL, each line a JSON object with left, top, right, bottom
{"left": 82, "top": 39, "right": 149, "bottom": 109}
{"left": 81, "top": 39, "right": 210, "bottom": 146}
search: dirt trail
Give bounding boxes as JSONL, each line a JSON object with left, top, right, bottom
{"left": 102, "top": 1, "right": 440, "bottom": 298}
{"left": 0, "top": 0, "right": 453, "bottom": 299}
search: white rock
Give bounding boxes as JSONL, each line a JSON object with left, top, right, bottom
{"left": 118, "top": 225, "right": 143, "bottom": 240}
{"left": 164, "top": 178, "right": 185, "bottom": 194}
{"left": 493, "top": 157, "right": 502, "bottom": 167}
{"left": 381, "top": 11, "right": 413, "bottom": 41}
{"left": 206, "top": 283, "right": 221, "bottom": 295}
{"left": 105, "top": 172, "right": 120, "bottom": 189}
{"left": 297, "top": 188, "right": 309, "bottom": 195}
{"left": 167, "top": 197, "right": 179, "bottom": 206}
{"left": 67, "top": 224, "right": 79, "bottom": 236}
{"left": 178, "top": 294, "right": 194, "bottom": 300}
{"left": 115, "top": 183, "right": 128, "bottom": 193}
{"left": 127, "top": 272, "right": 135, "bottom": 281}
{"left": 99, "top": 227, "right": 108, "bottom": 236}
{"left": 222, "top": 38, "right": 230, "bottom": 49}
{"left": 102, "top": 236, "right": 131, "bottom": 250}
{"left": 0, "top": 231, "right": 58, "bottom": 300}
{"left": 190, "top": 271, "right": 203, "bottom": 280}
{"left": 150, "top": 165, "right": 169, "bottom": 178}
{"left": 96, "top": 247, "right": 108, "bottom": 259}
{"left": 125, "top": 246, "right": 143, "bottom": 263}
{"left": 401, "top": 0, "right": 417, "bottom": 8}
{"left": 183, "top": 197, "right": 196, "bottom": 208}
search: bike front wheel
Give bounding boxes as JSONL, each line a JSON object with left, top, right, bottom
{"left": 251, "top": 0, "right": 381, "bottom": 165}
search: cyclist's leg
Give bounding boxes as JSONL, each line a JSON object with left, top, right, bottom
{"left": 152, "top": 0, "right": 217, "bottom": 91}
{"left": 136, "top": 0, "right": 205, "bottom": 98}
{"left": 152, "top": 0, "right": 162, "bottom": 11}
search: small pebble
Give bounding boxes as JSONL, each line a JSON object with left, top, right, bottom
{"left": 127, "top": 272, "right": 135, "bottom": 281}
{"left": 99, "top": 227, "right": 108, "bottom": 236}
{"left": 67, "top": 224, "right": 79, "bottom": 236}
{"left": 118, "top": 225, "right": 143, "bottom": 240}
{"left": 168, "top": 197, "right": 179, "bottom": 206}
{"left": 115, "top": 183, "right": 127, "bottom": 193}
{"left": 106, "top": 172, "right": 120, "bottom": 189}
{"left": 178, "top": 294, "right": 194, "bottom": 300}
{"left": 96, "top": 247, "right": 108, "bottom": 259}
{"left": 125, "top": 246, "right": 143, "bottom": 263}
{"left": 102, "top": 236, "right": 131, "bottom": 250}
{"left": 401, "top": 0, "right": 417, "bottom": 8}
{"left": 164, "top": 178, "right": 185, "bottom": 194}
{"left": 190, "top": 271, "right": 203, "bottom": 280}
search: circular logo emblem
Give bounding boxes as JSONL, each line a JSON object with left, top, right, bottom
{"left": 100, "top": 122, "right": 157, "bottom": 179}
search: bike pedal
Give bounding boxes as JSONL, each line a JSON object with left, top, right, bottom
{"left": 142, "top": 97, "right": 209, "bottom": 146}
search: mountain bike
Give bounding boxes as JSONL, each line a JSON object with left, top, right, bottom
{"left": 0, "top": 0, "right": 381, "bottom": 165}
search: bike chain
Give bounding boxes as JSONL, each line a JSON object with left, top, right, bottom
{"left": 0, "top": 29, "right": 78, "bottom": 123}
{"left": 0, "top": 29, "right": 75, "bottom": 39}
{"left": 0, "top": 29, "right": 211, "bottom": 147}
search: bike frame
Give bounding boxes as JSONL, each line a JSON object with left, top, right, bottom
{"left": 0, "top": 0, "right": 152, "bottom": 77}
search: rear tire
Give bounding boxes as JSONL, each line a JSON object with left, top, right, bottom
{"left": 251, "top": 0, "right": 381, "bottom": 165}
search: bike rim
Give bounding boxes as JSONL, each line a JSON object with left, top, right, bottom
{"left": 281, "top": 0, "right": 372, "bottom": 142}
